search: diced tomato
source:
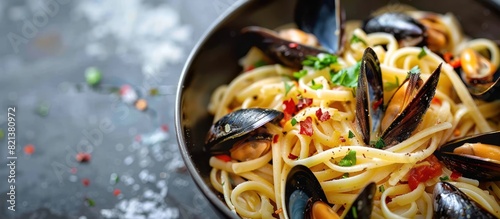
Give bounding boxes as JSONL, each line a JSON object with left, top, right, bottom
{"left": 431, "top": 97, "right": 442, "bottom": 106}
{"left": 288, "top": 153, "right": 298, "bottom": 160}
{"left": 283, "top": 99, "right": 296, "bottom": 116}
{"left": 449, "top": 59, "right": 461, "bottom": 68}
{"left": 215, "top": 154, "right": 232, "bottom": 162}
{"left": 296, "top": 98, "right": 313, "bottom": 111}
{"left": 273, "top": 135, "right": 279, "bottom": 144}
{"left": 443, "top": 52, "right": 453, "bottom": 63}
{"left": 299, "top": 117, "right": 313, "bottom": 136}
{"left": 408, "top": 155, "right": 443, "bottom": 190}
{"left": 315, "top": 108, "right": 331, "bottom": 122}
{"left": 450, "top": 171, "right": 462, "bottom": 180}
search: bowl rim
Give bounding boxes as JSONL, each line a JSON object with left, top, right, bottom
{"left": 175, "top": 0, "right": 250, "bottom": 218}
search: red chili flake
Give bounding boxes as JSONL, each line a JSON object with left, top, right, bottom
{"left": 449, "top": 59, "right": 461, "bottom": 68}
{"left": 288, "top": 43, "right": 298, "bottom": 49}
{"left": 299, "top": 117, "right": 314, "bottom": 136}
{"left": 296, "top": 98, "right": 313, "bottom": 111}
{"left": 315, "top": 108, "right": 331, "bottom": 122}
{"left": 385, "top": 196, "right": 393, "bottom": 204}
{"left": 339, "top": 136, "right": 346, "bottom": 143}
{"left": 23, "top": 144, "right": 35, "bottom": 155}
{"left": 215, "top": 154, "right": 232, "bottom": 162}
{"left": 135, "top": 135, "right": 142, "bottom": 142}
{"left": 431, "top": 97, "right": 442, "bottom": 106}
{"left": 161, "top": 124, "right": 169, "bottom": 132}
{"left": 450, "top": 171, "right": 462, "bottom": 180}
{"left": 76, "top": 153, "right": 91, "bottom": 163}
{"left": 288, "top": 153, "right": 298, "bottom": 160}
{"left": 71, "top": 167, "right": 78, "bottom": 174}
{"left": 273, "top": 135, "right": 279, "bottom": 144}
{"left": 113, "top": 189, "right": 121, "bottom": 196}
{"left": 372, "top": 98, "right": 383, "bottom": 110}
{"left": 245, "top": 65, "right": 255, "bottom": 72}
{"left": 283, "top": 98, "right": 297, "bottom": 116}
{"left": 82, "top": 178, "right": 90, "bottom": 187}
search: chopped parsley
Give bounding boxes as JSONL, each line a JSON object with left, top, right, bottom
{"left": 342, "top": 173, "right": 349, "bottom": 178}
{"left": 351, "top": 206, "right": 358, "bottom": 219}
{"left": 439, "top": 176, "right": 450, "bottom": 181}
{"left": 350, "top": 34, "right": 367, "bottom": 46}
{"left": 418, "top": 47, "right": 427, "bottom": 59}
{"left": 284, "top": 82, "right": 293, "bottom": 95}
{"left": 331, "top": 61, "right": 361, "bottom": 88}
{"left": 291, "top": 118, "right": 298, "bottom": 126}
{"left": 379, "top": 185, "right": 385, "bottom": 193}
{"left": 310, "top": 80, "right": 323, "bottom": 90}
{"left": 302, "top": 53, "right": 338, "bottom": 70}
{"left": 372, "top": 138, "right": 385, "bottom": 149}
{"left": 253, "top": 60, "right": 267, "bottom": 68}
{"left": 86, "top": 198, "right": 95, "bottom": 207}
{"left": 348, "top": 130, "right": 355, "bottom": 139}
{"left": 293, "top": 69, "right": 308, "bottom": 79}
{"left": 339, "top": 150, "right": 357, "bottom": 167}
{"left": 384, "top": 76, "right": 400, "bottom": 91}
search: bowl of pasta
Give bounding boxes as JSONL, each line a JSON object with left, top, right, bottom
{"left": 175, "top": 0, "right": 500, "bottom": 218}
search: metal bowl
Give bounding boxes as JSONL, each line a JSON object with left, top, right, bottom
{"left": 175, "top": 0, "right": 500, "bottom": 217}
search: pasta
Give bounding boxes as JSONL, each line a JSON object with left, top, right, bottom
{"left": 206, "top": 8, "right": 500, "bottom": 219}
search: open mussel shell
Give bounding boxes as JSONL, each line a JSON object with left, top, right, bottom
{"left": 205, "top": 108, "right": 283, "bottom": 153}
{"left": 294, "top": 0, "right": 344, "bottom": 54}
{"left": 241, "top": 26, "right": 329, "bottom": 69}
{"left": 433, "top": 181, "right": 496, "bottom": 218}
{"left": 467, "top": 71, "right": 500, "bottom": 102}
{"left": 285, "top": 165, "right": 375, "bottom": 219}
{"left": 435, "top": 131, "right": 500, "bottom": 181}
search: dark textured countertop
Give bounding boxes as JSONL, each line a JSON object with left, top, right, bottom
{"left": 0, "top": 0, "right": 237, "bottom": 218}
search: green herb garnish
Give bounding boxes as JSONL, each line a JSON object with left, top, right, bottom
{"left": 310, "top": 80, "right": 323, "bottom": 90}
{"left": 439, "top": 176, "right": 450, "bottom": 181}
{"left": 350, "top": 34, "right": 367, "bottom": 46}
{"left": 331, "top": 61, "right": 361, "bottom": 88}
{"left": 409, "top": 65, "right": 420, "bottom": 75}
{"left": 293, "top": 69, "right": 308, "bottom": 79}
{"left": 342, "top": 173, "right": 349, "bottom": 178}
{"left": 302, "top": 53, "right": 338, "bottom": 70}
{"left": 372, "top": 138, "right": 385, "bottom": 149}
{"left": 352, "top": 206, "right": 358, "bottom": 218}
{"left": 348, "top": 130, "right": 355, "bottom": 139}
{"left": 253, "top": 60, "right": 267, "bottom": 68}
{"left": 86, "top": 198, "right": 95, "bottom": 207}
{"left": 291, "top": 118, "right": 298, "bottom": 126}
{"left": 418, "top": 47, "right": 427, "bottom": 59}
{"left": 339, "top": 150, "right": 357, "bottom": 167}
{"left": 379, "top": 185, "right": 385, "bottom": 193}
{"left": 384, "top": 76, "right": 400, "bottom": 92}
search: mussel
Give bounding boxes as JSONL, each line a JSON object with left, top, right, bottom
{"left": 205, "top": 108, "right": 283, "bottom": 158}
{"left": 241, "top": 26, "right": 329, "bottom": 69}
{"left": 362, "top": 12, "right": 427, "bottom": 48}
{"left": 285, "top": 165, "right": 376, "bottom": 219}
{"left": 294, "top": 0, "right": 344, "bottom": 54}
{"left": 433, "top": 181, "right": 496, "bottom": 218}
{"left": 356, "top": 47, "right": 442, "bottom": 148}
{"left": 434, "top": 131, "right": 500, "bottom": 181}
{"left": 458, "top": 48, "right": 500, "bottom": 101}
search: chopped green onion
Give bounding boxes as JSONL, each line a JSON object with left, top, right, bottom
{"left": 310, "top": 80, "right": 323, "bottom": 90}
{"left": 372, "top": 138, "right": 385, "bottom": 149}
{"left": 291, "top": 118, "right": 298, "bottom": 126}
{"left": 284, "top": 82, "right": 293, "bottom": 95}
{"left": 379, "top": 185, "right": 385, "bottom": 193}
{"left": 350, "top": 34, "right": 367, "bottom": 46}
{"left": 331, "top": 61, "right": 361, "bottom": 88}
{"left": 302, "top": 53, "right": 338, "bottom": 70}
{"left": 85, "top": 67, "right": 102, "bottom": 86}
{"left": 418, "top": 47, "right": 427, "bottom": 59}
{"left": 339, "top": 150, "right": 357, "bottom": 167}
{"left": 293, "top": 69, "right": 308, "bottom": 79}
{"left": 352, "top": 206, "right": 358, "bottom": 219}
{"left": 348, "top": 130, "right": 355, "bottom": 139}
{"left": 253, "top": 60, "right": 267, "bottom": 68}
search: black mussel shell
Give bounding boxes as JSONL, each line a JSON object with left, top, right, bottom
{"left": 435, "top": 131, "right": 500, "bottom": 181}
{"left": 241, "top": 26, "right": 328, "bottom": 69}
{"left": 294, "top": 0, "right": 344, "bottom": 54}
{"left": 356, "top": 47, "right": 384, "bottom": 146}
{"left": 362, "top": 13, "right": 426, "bottom": 47}
{"left": 466, "top": 70, "right": 500, "bottom": 102}
{"left": 285, "top": 165, "right": 329, "bottom": 219}
{"left": 381, "top": 63, "right": 442, "bottom": 148}
{"left": 433, "top": 181, "right": 496, "bottom": 218}
{"left": 344, "top": 182, "right": 376, "bottom": 219}
{"left": 205, "top": 108, "right": 283, "bottom": 153}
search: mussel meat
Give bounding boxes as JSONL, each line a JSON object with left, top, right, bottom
{"left": 458, "top": 48, "right": 500, "bottom": 101}
{"left": 285, "top": 165, "right": 376, "bottom": 219}
{"left": 294, "top": 0, "right": 344, "bottom": 54}
{"left": 241, "top": 26, "right": 329, "bottom": 69}
{"left": 362, "top": 13, "right": 426, "bottom": 48}
{"left": 433, "top": 181, "right": 496, "bottom": 218}
{"left": 205, "top": 108, "right": 283, "bottom": 157}
{"left": 434, "top": 131, "right": 500, "bottom": 181}
{"left": 356, "top": 47, "right": 442, "bottom": 148}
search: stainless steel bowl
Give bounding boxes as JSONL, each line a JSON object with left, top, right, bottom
{"left": 175, "top": 0, "right": 500, "bottom": 217}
